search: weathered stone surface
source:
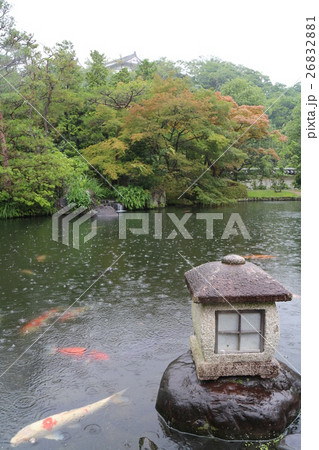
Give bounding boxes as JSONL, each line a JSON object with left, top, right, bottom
{"left": 156, "top": 351, "right": 301, "bottom": 441}
{"left": 191, "top": 333, "right": 280, "bottom": 379}
{"left": 190, "top": 302, "right": 280, "bottom": 379}
{"left": 221, "top": 254, "right": 246, "bottom": 265}
{"left": 150, "top": 189, "right": 166, "bottom": 208}
{"left": 184, "top": 259, "right": 292, "bottom": 304}
{"left": 55, "top": 197, "right": 68, "bottom": 209}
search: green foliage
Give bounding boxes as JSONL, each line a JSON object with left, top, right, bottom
{"left": 221, "top": 78, "right": 266, "bottom": 106}
{"left": 187, "top": 57, "right": 273, "bottom": 92}
{"left": 0, "top": 3, "right": 301, "bottom": 218}
{"left": 66, "top": 176, "right": 91, "bottom": 207}
{"left": 283, "top": 100, "right": 301, "bottom": 187}
{"left": 219, "top": 181, "right": 248, "bottom": 199}
{"left": 0, "top": 152, "right": 75, "bottom": 218}
{"left": 0, "top": 200, "right": 20, "bottom": 219}
{"left": 135, "top": 59, "right": 157, "bottom": 80}
{"left": 193, "top": 186, "right": 234, "bottom": 206}
{"left": 271, "top": 168, "right": 288, "bottom": 192}
{"left": 66, "top": 173, "right": 111, "bottom": 207}
{"left": 85, "top": 50, "right": 109, "bottom": 88}
{"left": 252, "top": 180, "right": 267, "bottom": 190}
{"left": 114, "top": 185, "right": 150, "bottom": 210}
{"left": 176, "top": 176, "right": 240, "bottom": 206}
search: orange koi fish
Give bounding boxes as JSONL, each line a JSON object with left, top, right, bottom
{"left": 58, "top": 307, "right": 85, "bottom": 322}
{"left": 21, "top": 309, "right": 58, "bottom": 335}
{"left": 20, "top": 269, "right": 35, "bottom": 275}
{"left": 86, "top": 350, "right": 109, "bottom": 361}
{"left": 36, "top": 254, "right": 47, "bottom": 263}
{"left": 54, "top": 347, "right": 109, "bottom": 361}
{"left": 242, "top": 254, "right": 275, "bottom": 260}
{"left": 54, "top": 347, "right": 87, "bottom": 356}
{"left": 10, "top": 389, "right": 127, "bottom": 445}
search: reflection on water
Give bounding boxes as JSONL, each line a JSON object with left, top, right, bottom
{"left": 0, "top": 202, "right": 300, "bottom": 449}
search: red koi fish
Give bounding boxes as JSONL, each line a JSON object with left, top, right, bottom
{"left": 21, "top": 309, "right": 58, "bottom": 335}
{"left": 86, "top": 350, "right": 109, "bottom": 361}
{"left": 58, "top": 307, "right": 85, "bottom": 322}
{"left": 10, "top": 389, "right": 127, "bottom": 445}
{"left": 54, "top": 347, "right": 109, "bottom": 361}
{"left": 242, "top": 254, "right": 275, "bottom": 260}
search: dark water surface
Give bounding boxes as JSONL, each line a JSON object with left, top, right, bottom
{"left": 0, "top": 202, "right": 300, "bottom": 449}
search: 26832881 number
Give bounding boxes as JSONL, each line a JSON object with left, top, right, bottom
{"left": 306, "top": 18, "right": 316, "bottom": 79}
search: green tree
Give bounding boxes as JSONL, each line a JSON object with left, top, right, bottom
{"left": 85, "top": 50, "right": 109, "bottom": 88}
{"left": 283, "top": 100, "right": 301, "bottom": 186}
{"left": 221, "top": 77, "right": 266, "bottom": 106}
{"left": 135, "top": 59, "right": 157, "bottom": 80}
{"left": 0, "top": 0, "right": 36, "bottom": 177}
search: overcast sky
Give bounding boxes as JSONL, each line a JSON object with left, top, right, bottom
{"left": 10, "top": 0, "right": 304, "bottom": 87}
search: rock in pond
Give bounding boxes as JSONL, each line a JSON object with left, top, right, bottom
{"left": 94, "top": 205, "right": 118, "bottom": 218}
{"left": 156, "top": 351, "right": 300, "bottom": 441}
{"left": 278, "top": 433, "right": 301, "bottom": 449}
{"left": 139, "top": 436, "right": 158, "bottom": 450}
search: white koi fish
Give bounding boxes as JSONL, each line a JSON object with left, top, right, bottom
{"left": 10, "top": 389, "right": 127, "bottom": 446}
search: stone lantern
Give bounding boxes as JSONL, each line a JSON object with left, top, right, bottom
{"left": 156, "top": 254, "right": 300, "bottom": 441}
{"left": 184, "top": 254, "right": 292, "bottom": 380}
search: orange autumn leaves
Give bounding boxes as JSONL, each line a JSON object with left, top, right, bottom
{"left": 127, "top": 90, "right": 218, "bottom": 143}
{"left": 126, "top": 82, "right": 282, "bottom": 164}
{"left": 82, "top": 77, "right": 284, "bottom": 186}
{"left": 216, "top": 91, "right": 281, "bottom": 166}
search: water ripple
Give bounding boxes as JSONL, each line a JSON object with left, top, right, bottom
{"left": 84, "top": 424, "right": 101, "bottom": 434}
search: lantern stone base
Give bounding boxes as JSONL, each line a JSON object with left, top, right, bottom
{"left": 156, "top": 351, "right": 301, "bottom": 441}
{"left": 190, "top": 335, "right": 280, "bottom": 380}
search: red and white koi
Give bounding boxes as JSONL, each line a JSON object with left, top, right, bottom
{"left": 58, "top": 307, "right": 86, "bottom": 322}
{"left": 10, "top": 390, "right": 127, "bottom": 446}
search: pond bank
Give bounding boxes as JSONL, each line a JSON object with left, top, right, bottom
{"left": 239, "top": 197, "right": 301, "bottom": 202}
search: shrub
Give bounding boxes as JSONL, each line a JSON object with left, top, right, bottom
{"left": 114, "top": 185, "right": 150, "bottom": 210}
{"left": 0, "top": 152, "right": 75, "bottom": 218}
{"left": 66, "top": 174, "right": 114, "bottom": 208}
{"left": 219, "top": 181, "right": 248, "bottom": 199}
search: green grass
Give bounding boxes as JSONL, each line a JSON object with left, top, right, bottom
{"left": 247, "top": 190, "right": 301, "bottom": 199}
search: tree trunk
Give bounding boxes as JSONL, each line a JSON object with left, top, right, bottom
{"left": 0, "top": 109, "right": 9, "bottom": 168}
{"left": 43, "top": 86, "right": 53, "bottom": 137}
{"left": 0, "top": 108, "right": 12, "bottom": 187}
{"left": 43, "top": 61, "right": 54, "bottom": 137}
{"left": 210, "top": 164, "right": 217, "bottom": 177}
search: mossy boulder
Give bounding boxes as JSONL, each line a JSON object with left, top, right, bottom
{"left": 156, "top": 351, "right": 300, "bottom": 441}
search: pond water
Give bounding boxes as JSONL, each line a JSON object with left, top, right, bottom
{"left": 0, "top": 201, "right": 300, "bottom": 449}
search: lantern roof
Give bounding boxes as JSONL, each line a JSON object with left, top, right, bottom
{"left": 184, "top": 254, "right": 292, "bottom": 304}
